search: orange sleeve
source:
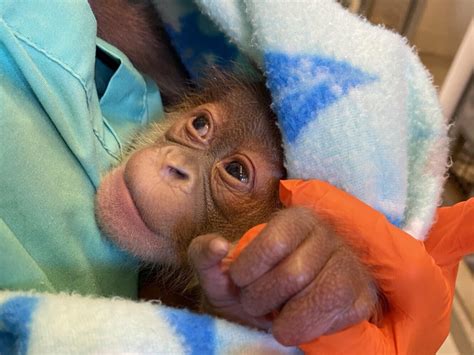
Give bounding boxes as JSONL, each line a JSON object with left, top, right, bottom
{"left": 228, "top": 180, "right": 472, "bottom": 354}
{"left": 425, "top": 198, "right": 474, "bottom": 267}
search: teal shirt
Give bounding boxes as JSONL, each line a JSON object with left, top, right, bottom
{"left": 0, "top": 0, "right": 164, "bottom": 297}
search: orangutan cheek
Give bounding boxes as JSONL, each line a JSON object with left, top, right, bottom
{"left": 94, "top": 164, "right": 169, "bottom": 262}
{"left": 96, "top": 144, "right": 209, "bottom": 263}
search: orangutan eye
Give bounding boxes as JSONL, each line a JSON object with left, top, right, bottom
{"left": 192, "top": 115, "right": 210, "bottom": 137}
{"left": 225, "top": 161, "right": 249, "bottom": 183}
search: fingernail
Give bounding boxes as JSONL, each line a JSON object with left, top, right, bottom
{"left": 210, "top": 238, "right": 229, "bottom": 255}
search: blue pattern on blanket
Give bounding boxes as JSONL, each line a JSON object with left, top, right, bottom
{"left": 165, "top": 12, "right": 239, "bottom": 77}
{"left": 163, "top": 306, "right": 216, "bottom": 354}
{"left": 161, "top": 0, "right": 448, "bottom": 239}
{"left": 0, "top": 291, "right": 296, "bottom": 354}
{"left": 265, "top": 52, "right": 377, "bottom": 143}
{"left": 0, "top": 296, "right": 39, "bottom": 355}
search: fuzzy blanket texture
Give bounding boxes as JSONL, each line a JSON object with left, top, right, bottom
{"left": 0, "top": 291, "right": 296, "bottom": 354}
{"left": 155, "top": 0, "right": 448, "bottom": 239}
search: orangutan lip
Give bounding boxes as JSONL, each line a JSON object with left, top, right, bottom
{"left": 111, "top": 166, "right": 159, "bottom": 238}
{"left": 122, "top": 170, "right": 161, "bottom": 235}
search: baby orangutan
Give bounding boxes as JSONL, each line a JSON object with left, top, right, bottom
{"left": 96, "top": 71, "right": 283, "bottom": 265}
{"left": 95, "top": 71, "right": 378, "bottom": 345}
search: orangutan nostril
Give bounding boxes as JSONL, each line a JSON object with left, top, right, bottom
{"left": 167, "top": 166, "right": 189, "bottom": 180}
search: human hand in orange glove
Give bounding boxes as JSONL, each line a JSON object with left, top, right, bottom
{"left": 188, "top": 197, "right": 379, "bottom": 345}
{"left": 189, "top": 179, "right": 473, "bottom": 353}
{"left": 277, "top": 180, "right": 474, "bottom": 354}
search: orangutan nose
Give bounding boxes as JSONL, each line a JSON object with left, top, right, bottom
{"left": 157, "top": 146, "right": 199, "bottom": 192}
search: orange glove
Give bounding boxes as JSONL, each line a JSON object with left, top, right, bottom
{"left": 228, "top": 179, "right": 473, "bottom": 355}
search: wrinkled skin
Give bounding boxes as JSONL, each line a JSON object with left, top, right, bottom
{"left": 91, "top": 0, "right": 379, "bottom": 346}
{"left": 189, "top": 208, "right": 377, "bottom": 345}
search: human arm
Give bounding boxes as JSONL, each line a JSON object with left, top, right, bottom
{"left": 190, "top": 179, "right": 473, "bottom": 353}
